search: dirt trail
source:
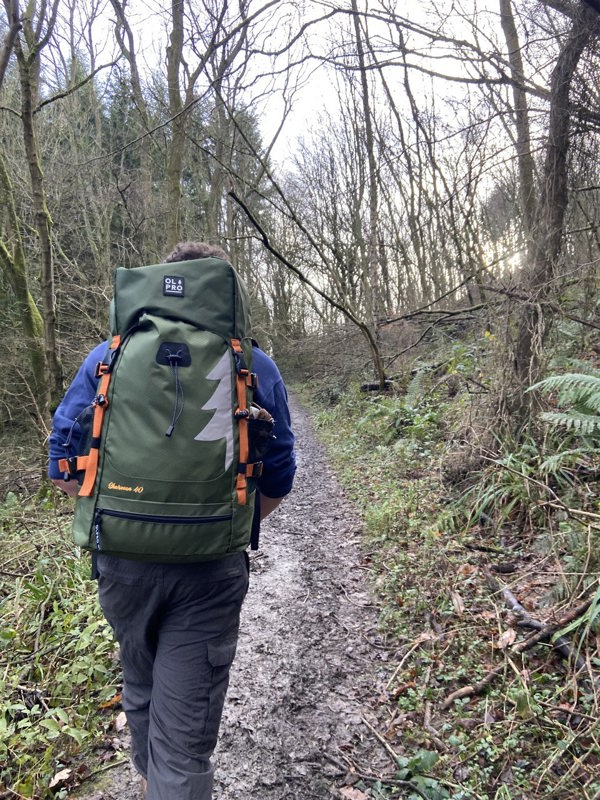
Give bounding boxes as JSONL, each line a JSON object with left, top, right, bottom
{"left": 72, "top": 396, "right": 390, "bottom": 799}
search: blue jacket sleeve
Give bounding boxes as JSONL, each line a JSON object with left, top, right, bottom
{"left": 47, "top": 342, "right": 107, "bottom": 479}
{"left": 252, "top": 347, "right": 296, "bottom": 499}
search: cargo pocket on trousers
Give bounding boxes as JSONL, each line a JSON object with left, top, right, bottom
{"left": 203, "top": 639, "right": 239, "bottom": 751}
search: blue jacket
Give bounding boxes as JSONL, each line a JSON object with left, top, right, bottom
{"left": 48, "top": 341, "right": 296, "bottom": 499}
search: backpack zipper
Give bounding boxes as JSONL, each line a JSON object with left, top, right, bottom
{"left": 93, "top": 508, "right": 233, "bottom": 551}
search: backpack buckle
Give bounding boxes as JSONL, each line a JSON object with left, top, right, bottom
{"left": 58, "top": 456, "right": 78, "bottom": 478}
{"left": 233, "top": 351, "right": 248, "bottom": 376}
{"left": 237, "top": 461, "right": 263, "bottom": 478}
{"left": 249, "top": 461, "right": 263, "bottom": 478}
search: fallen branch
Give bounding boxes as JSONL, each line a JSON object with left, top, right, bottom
{"left": 480, "top": 284, "right": 600, "bottom": 331}
{"left": 483, "top": 568, "right": 585, "bottom": 669}
{"left": 442, "top": 592, "right": 597, "bottom": 709}
{"left": 545, "top": 502, "right": 600, "bottom": 523}
{"left": 86, "top": 757, "right": 129, "bottom": 779}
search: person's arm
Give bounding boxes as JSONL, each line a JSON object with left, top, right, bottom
{"left": 48, "top": 342, "right": 107, "bottom": 491}
{"left": 253, "top": 349, "right": 296, "bottom": 512}
{"left": 259, "top": 494, "right": 285, "bottom": 519}
{"left": 52, "top": 478, "right": 80, "bottom": 497}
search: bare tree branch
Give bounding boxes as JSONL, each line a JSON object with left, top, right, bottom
{"left": 0, "top": 0, "right": 21, "bottom": 90}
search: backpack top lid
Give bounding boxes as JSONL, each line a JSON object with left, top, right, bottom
{"left": 111, "top": 257, "right": 252, "bottom": 339}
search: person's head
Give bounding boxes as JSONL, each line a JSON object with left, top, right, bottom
{"left": 164, "top": 241, "right": 229, "bottom": 263}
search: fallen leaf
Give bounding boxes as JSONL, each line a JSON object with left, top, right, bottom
{"left": 451, "top": 591, "right": 465, "bottom": 615}
{"left": 484, "top": 709, "right": 496, "bottom": 726}
{"left": 49, "top": 768, "right": 72, "bottom": 789}
{"left": 115, "top": 711, "right": 128, "bottom": 732}
{"left": 496, "top": 628, "right": 517, "bottom": 650}
{"left": 340, "top": 788, "right": 369, "bottom": 800}
{"left": 98, "top": 692, "right": 122, "bottom": 710}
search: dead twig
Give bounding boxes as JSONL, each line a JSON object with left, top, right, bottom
{"left": 86, "top": 757, "right": 129, "bottom": 778}
{"left": 0, "top": 570, "right": 30, "bottom": 578}
{"left": 480, "top": 283, "right": 600, "bottom": 331}
{"left": 33, "top": 579, "right": 55, "bottom": 654}
{"left": 385, "top": 633, "right": 434, "bottom": 690}
{"left": 483, "top": 568, "right": 585, "bottom": 669}
{"left": 424, "top": 700, "right": 448, "bottom": 752}
{"left": 442, "top": 592, "right": 597, "bottom": 709}
{"left": 360, "top": 716, "right": 431, "bottom": 799}
{"left": 338, "top": 583, "right": 377, "bottom": 609}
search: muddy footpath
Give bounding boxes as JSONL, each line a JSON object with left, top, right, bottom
{"left": 73, "top": 396, "right": 394, "bottom": 799}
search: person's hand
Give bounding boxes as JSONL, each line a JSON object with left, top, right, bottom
{"left": 52, "top": 479, "right": 80, "bottom": 498}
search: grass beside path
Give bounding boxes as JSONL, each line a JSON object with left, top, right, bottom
{"left": 0, "top": 491, "right": 123, "bottom": 799}
{"left": 300, "top": 380, "right": 600, "bottom": 800}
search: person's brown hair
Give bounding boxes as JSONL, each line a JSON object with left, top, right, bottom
{"left": 164, "top": 241, "right": 229, "bottom": 263}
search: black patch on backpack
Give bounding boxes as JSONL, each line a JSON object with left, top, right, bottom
{"left": 163, "top": 276, "right": 185, "bottom": 297}
{"left": 156, "top": 342, "right": 192, "bottom": 367}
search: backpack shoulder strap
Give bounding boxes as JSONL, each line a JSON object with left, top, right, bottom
{"left": 77, "top": 335, "right": 121, "bottom": 497}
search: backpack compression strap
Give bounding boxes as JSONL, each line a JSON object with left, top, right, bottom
{"left": 231, "top": 339, "right": 259, "bottom": 505}
{"left": 59, "top": 335, "right": 121, "bottom": 497}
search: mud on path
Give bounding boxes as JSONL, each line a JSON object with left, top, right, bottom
{"left": 73, "top": 396, "right": 392, "bottom": 799}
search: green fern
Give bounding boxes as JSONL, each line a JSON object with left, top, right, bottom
{"left": 528, "top": 372, "right": 600, "bottom": 434}
{"left": 539, "top": 411, "right": 600, "bottom": 434}
{"left": 406, "top": 370, "right": 427, "bottom": 407}
{"left": 539, "top": 448, "right": 589, "bottom": 475}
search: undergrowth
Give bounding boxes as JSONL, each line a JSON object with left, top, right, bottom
{"left": 301, "top": 353, "right": 600, "bottom": 800}
{"left": 0, "top": 491, "right": 122, "bottom": 799}
{"left": 2, "top": 343, "right": 599, "bottom": 800}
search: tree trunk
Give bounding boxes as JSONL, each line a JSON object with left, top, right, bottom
{"left": 0, "top": 0, "right": 20, "bottom": 89}
{"left": 351, "top": 0, "right": 386, "bottom": 388}
{"left": 14, "top": 10, "right": 63, "bottom": 418}
{"left": 108, "top": 0, "right": 157, "bottom": 263}
{"left": 165, "top": 0, "right": 185, "bottom": 250}
{"left": 0, "top": 154, "right": 46, "bottom": 407}
{"left": 514, "top": 4, "right": 599, "bottom": 393}
{"left": 499, "top": 0, "right": 537, "bottom": 244}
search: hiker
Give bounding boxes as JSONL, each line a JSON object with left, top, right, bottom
{"left": 48, "top": 241, "right": 296, "bottom": 800}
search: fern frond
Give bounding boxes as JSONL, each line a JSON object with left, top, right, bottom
{"left": 539, "top": 411, "right": 600, "bottom": 435}
{"left": 539, "top": 449, "right": 587, "bottom": 475}
{"left": 406, "top": 371, "right": 426, "bottom": 407}
{"left": 529, "top": 372, "right": 600, "bottom": 397}
{"left": 529, "top": 372, "right": 600, "bottom": 414}
{"left": 539, "top": 447, "right": 594, "bottom": 482}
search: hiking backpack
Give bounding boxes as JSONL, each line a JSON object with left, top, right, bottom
{"left": 59, "top": 257, "right": 270, "bottom": 561}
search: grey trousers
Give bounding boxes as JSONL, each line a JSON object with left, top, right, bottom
{"left": 96, "top": 552, "right": 249, "bottom": 800}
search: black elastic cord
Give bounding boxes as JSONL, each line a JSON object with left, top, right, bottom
{"left": 165, "top": 350, "right": 185, "bottom": 437}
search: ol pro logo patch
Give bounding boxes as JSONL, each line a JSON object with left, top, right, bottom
{"left": 163, "top": 276, "right": 185, "bottom": 297}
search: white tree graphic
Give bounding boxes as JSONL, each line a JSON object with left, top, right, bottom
{"left": 194, "top": 351, "right": 234, "bottom": 470}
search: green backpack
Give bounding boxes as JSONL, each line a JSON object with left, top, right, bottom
{"left": 60, "top": 257, "right": 265, "bottom": 561}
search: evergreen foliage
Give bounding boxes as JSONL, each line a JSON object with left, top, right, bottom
{"left": 529, "top": 372, "right": 600, "bottom": 434}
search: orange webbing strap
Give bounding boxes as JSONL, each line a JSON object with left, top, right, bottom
{"left": 78, "top": 335, "right": 121, "bottom": 498}
{"left": 58, "top": 454, "right": 90, "bottom": 476}
{"left": 231, "top": 339, "right": 252, "bottom": 506}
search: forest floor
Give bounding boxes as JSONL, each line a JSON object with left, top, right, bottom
{"left": 69, "top": 395, "right": 395, "bottom": 800}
